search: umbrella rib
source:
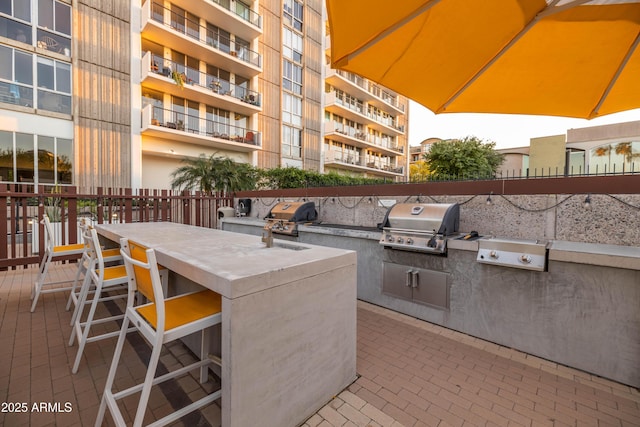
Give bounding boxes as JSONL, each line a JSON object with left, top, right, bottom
{"left": 590, "top": 30, "right": 640, "bottom": 119}
{"left": 536, "top": 0, "right": 593, "bottom": 19}
{"left": 439, "top": 0, "right": 563, "bottom": 113}
{"left": 342, "top": 0, "right": 442, "bottom": 65}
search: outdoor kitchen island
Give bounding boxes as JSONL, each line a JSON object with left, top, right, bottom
{"left": 94, "top": 222, "right": 357, "bottom": 427}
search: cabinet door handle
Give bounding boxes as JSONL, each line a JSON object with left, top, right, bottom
{"left": 405, "top": 270, "right": 413, "bottom": 287}
{"left": 411, "top": 270, "right": 419, "bottom": 288}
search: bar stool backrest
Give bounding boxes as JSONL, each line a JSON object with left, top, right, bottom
{"left": 126, "top": 240, "right": 157, "bottom": 303}
{"left": 42, "top": 213, "right": 56, "bottom": 251}
{"left": 120, "top": 238, "right": 166, "bottom": 332}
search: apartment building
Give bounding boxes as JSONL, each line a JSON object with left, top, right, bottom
{"left": 0, "top": 0, "right": 405, "bottom": 190}
{"left": 0, "top": 0, "right": 74, "bottom": 187}
{"left": 323, "top": 22, "right": 409, "bottom": 182}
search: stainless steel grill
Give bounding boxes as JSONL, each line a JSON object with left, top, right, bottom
{"left": 264, "top": 201, "right": 317, "bottom": 236}
{"left": 379, "top": 203, "right": 460, "bottom": 254}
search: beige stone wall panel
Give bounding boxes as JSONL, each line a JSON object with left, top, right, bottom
{"left": 74, "top": 1, "right": 131, "bottom": 191}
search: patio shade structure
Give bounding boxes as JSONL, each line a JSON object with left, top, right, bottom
{"left": 327, "top": 0, "right": 640, "bottom": 119}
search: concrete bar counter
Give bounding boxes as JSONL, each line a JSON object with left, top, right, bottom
{"left": 95, "top": 222, "right": 357, "bottom": 427}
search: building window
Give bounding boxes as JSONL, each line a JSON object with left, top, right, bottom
{"left": 283, "top": 28, "right": 303, "bottom": 63}
{"left": 284, "top": 0, "right": 303, "bottom": 32}
{"left": 37, "top": 0, "right": 71, "bottom": 55}
{"left": 206, "top": 23, "right": 231, "bottom": 53}
{"left": 235, "top": 36, "right": 250, "bottom": 60}
{"left": 37, "top": 55, "right": 71, "bottom": 114}
{"left": 206, "top": 105, "right": 231, "bottom": 136}
{"left": 0, "top": 45, "right": 34, "bottom": 107}
{"left": 283, "top": 125, "right": 302, "bottom": 159}
{"left": 283, "top": 93, "right": 302, "bottom": 126}
{"left": 283, "top": 59, "right": 302, "bottom": 95}
{"left": 589, "top": 141, "right": 640, "bottom": 174}
{"left": 0, "top": 0, "right": 32, "bottom": 44}
{"left": 0, "top": 130, "right": 72, "bottom": 184}
{"left": 142, "top": 89, "right": 163, "bottom": 124}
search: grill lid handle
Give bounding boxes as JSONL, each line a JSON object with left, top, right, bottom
{"left": 411, "top": 206, "right": 424, "bottom": 215}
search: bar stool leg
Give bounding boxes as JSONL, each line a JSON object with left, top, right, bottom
{"left": 68, "top": 266, "right": 93, "bottom": 329}
{"left": 65, "top": 257, "right": 88, "bottom": 312}
{"left": 95, "top": 315, "right": 130, "bottom": 427}
{"left": 70, "top": 278, "right": 105, "bottom": 374}
{"left": 30, "top": 250, "right": 52, "bottom": 312}
{"left": 133, "top": 337, "right": 164, "bottom": 427}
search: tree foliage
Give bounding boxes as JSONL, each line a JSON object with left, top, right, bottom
{"left": 170, "top": 154, "right": 258, "bottom": 194}
{"left": 170, "top": 158, "right": 387, "bottom": 193}
{"left": 409, "top": 160, "right": 430, "bottom": 182}
{"left": 259, "top": 167, "right": 386, "bottom": 189}
{"left": 423, "top": 136, "right": 504, "bottom": 180}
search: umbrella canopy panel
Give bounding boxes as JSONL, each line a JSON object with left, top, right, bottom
{"left": 328, "top": 0, "right": 640, "bottom": 119}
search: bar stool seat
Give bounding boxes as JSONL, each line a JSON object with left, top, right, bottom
{"left": 95, "top": 238, "right": 222, "bottom": 427}
{"left": 30, "top": 214, "right": 85, "bottom": 313}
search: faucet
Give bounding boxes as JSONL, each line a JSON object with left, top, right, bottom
{"left": 262, "top": 223, "right": 274, "bottom": 248}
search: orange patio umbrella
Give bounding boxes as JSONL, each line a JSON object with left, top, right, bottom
{"left": 327, "top": 0, "right": 640, "bottom": 119}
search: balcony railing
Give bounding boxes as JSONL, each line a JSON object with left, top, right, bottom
{"left": 325, "top": 122, "right": 402, "bottom": 154}
{"left": 324, "top": 152, "right": 403, "bottom": 175}
{"left": 144, "top": 105, "right": 260, "bottom": 147}
{"left": 147, "top": 53, "right": 260, "bottom": 106}
{"left": 207, "top": 0, "right": 262, "bottom": 29}
{"left": 149, "top": 2, "right": 261, "bottom": 68}
{"left": 333, "top": 69, "right": 405, "bottom": 112}
{"left": 329, "top": 91, "right": 404, "bottom": 133}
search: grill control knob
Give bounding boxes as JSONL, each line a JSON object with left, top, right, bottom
{"left": 406, "top": 238, "right": 413, "bottom": 245}
{"left": 397, "top": 237, "right": 404, "bottom": 244}
{"left": 489, "top": 250, "right": 499, "bottom": 259}
{"left": 386, "top": 235, "right": 395, "bottom": 242}
{"left": 520, "top": 254, "right": 532, "bottom": 264}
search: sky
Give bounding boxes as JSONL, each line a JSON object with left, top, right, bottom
{"left": 407, "top": 102, "right": 640, "bottom": 149}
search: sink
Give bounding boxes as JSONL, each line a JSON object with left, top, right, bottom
{"left": 271, "top": 242, "right": 309, "bottom": 251}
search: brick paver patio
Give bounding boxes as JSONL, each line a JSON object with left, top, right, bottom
{"left": 1, "top": 263, "right": 639, "bottom": 426}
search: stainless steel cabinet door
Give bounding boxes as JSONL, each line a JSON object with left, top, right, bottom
{"left": 382, "top": 261, "right": 449, "bottom": 309}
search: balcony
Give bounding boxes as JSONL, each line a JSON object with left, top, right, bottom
{"left": 141, "top": 1, "right": 261, "bottom": 77}
{"left": 141, "top": 52, "right": 261, "bottom": 116}
{"left": 325, "top": 66, "right": 405, "bottom": 115}
{"left": 324, "top": 152, "right": 404, "bottom": 177}
{"left": 323, "top": 122, "right": 403, "bottom": 157}
{"left": 324, "top": 91, "right": 405, "bottom": 136}
{"left": 141, "top": 104, "right": 261, "bottom": 153}
{"left": 170, "top": 0, "right": 262, "bottom": 41}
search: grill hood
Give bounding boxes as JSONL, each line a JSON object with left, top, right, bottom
{"left": 379, "top": 203, "right": 459, "bottom": 236}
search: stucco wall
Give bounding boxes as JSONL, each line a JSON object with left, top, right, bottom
{"left": 242, "top": 193, "right": 640, "bottom": 246}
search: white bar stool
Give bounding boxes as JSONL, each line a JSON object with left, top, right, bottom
{"left": 31, "top": 214, "right": 85, "bottom": 313}
{"left": 69, "top": 227, "right": 131, "bottom": 374}
{"left": 69, "top": 228, "right": 169, "bottom": 374}
{"left": 95, "top": 238, "right": 222, "bottom": 427}
{"left": 66, "top": 218, "right": 122, "bottom": 322}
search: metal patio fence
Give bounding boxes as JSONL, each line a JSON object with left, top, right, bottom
{"left": 0, "top": 184, "right": 233, "bottom": 270}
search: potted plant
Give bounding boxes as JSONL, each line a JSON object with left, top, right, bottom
{"left": 210, "top": 79, "right": 222, "bottom": 93}
{"left": 171, "top": 70, "right": 185, "bottom": 88}
{"left": 176, "top": 120, "right": 185, "bottom": 131}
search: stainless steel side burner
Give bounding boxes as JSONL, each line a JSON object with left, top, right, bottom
{"left": 477, "top": 238, "right": 548, "bottom": 271}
